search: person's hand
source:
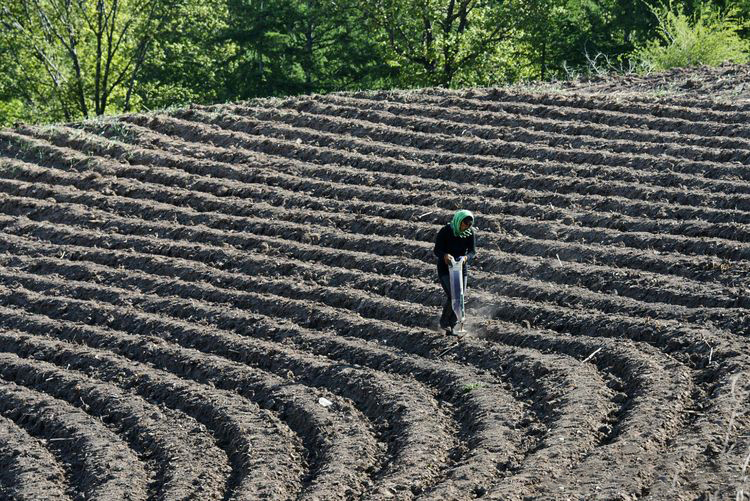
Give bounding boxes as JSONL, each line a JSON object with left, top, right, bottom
{"left": 444, "top": 254, "right": 454, "bottom": 266}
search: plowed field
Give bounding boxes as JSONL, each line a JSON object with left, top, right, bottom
{"left": 1, "top": 67, "right": 749, "bottom": 500}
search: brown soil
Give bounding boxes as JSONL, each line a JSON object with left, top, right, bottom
{"left": 1, "top": 64, "right": 750, "bottom": 500}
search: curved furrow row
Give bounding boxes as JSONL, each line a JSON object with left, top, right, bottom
{"left": 38, "top": 122, "right": 748, "bottom": 300}
{"left": 0, "top": 190, "right": 737, "bottom": 367}
{"left": 245, "top": 97, "right": 750, "bottom": 174}
{"left": 178, "top": 104, "right": 750, "bottom": 208}
{"left": 0, "top": 345, "right": 233, "bottom": 501}
{"left": 0, "top": 414, "right": 70, "bottom": 501}
{"left": 1, "top": 166, "right": 748, "bottom": 341}
{"left": 643, "top": 367, "right": 750, "bottom": 501}
{"left": 2, "top": 133, "right": 741, "bottom": 303}
{"left": 0, "top": 245, "right": 530, "bottom": 498}
{"left": 0, "top": 263, "right": 636, "bottom": 500}
{"left": 0, "top": 335, "right": 311, "bottom": 501}
{"left": 0, "top": 378, "right": 149, "bottom": 500}
{"left": 9, "top": 126, "right": 750, "bottom": 283}
{"left": 0, "top": 215, "right": 671, "bottom": 408}
{"left": 0, "top": 216, "right": 624, "bottom": 436}
{"left": 122, "top": 110, "right": 750, "bottom": 213}
{"left": 471, "top": 316, "right": 750, "bottom": 499}
{"left": 2, "top": 144, "right": 749, "bottom": 310}
{"left": 0, "top": 228, "right": 728, "bottom": 496}
{"left": 17, "top": 120, "right": 750, "bottom": 281}
{"left": 216, "top": 102, "right": 750, "bottom": 187}
{"left": 0, "top": 187, "right": 743, "bottom": 363}
{"left": 0, "top": 236, "right": 532, "bottom": 494}
{"left": 309, "top": 92, "right": 750, "bottom": 155}
{"left": 0, "top": 238, "right": 706, "bottom": 483}
{"left": 73, "top": 117, "right": 750, "bottom": 230}
{"left": 3, "top": 166, "right": 745, "bottom": 305}
{"left": 24, "top": 122, "right": 750, "bottom": 261}
{"left": 421, "top": 87, "right": 750, "bottom": 131}
{"left": 0, "top": 140, "right": 744, "bottom": 496}
{"left": 0, "top": 199, "right": 742, "bottom": 368}
{"left": 0, "top": 166, "right": 744, "bottom": 321}
{"left": 0, "top": 304, "right": 381, "bottom": 501}
{"left": 442, "top": 324, "right": 697, "bottom": 500}
{"left": 1, "top": 212, "right": 746, "bottom": 348}
{"left": 138, "top": 109, "right": 750, "bottom": 254}
{"left": 0, "top": 241, "right": 656, "bottom": 492}
{"left": 466, "top": 321, "right": 697, "bottom": 499}
{"left": 0, "top": 271, "right": 460, "bottom": 499}
{"left": 536, "top": 64, "right": 750, "bottom": 113}
{"left": 0, "top": 280, "right": 594, "bottom": 500}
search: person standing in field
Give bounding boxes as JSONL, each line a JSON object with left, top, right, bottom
{"left": 434, "top": 209, "right": 476, "bottom": 335}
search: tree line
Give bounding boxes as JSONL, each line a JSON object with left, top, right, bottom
{"left": 2, "top": 0, "right": 749, "bottom": 125}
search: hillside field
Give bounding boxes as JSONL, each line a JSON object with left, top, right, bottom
{"left": 1, "top": 64, "right": 750, "bottom": 500}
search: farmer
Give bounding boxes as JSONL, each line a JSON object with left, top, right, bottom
{"left": 434, "top": 209, "right": 476, "bottom": 335}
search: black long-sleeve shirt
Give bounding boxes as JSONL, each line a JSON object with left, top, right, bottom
{"left": 433, "top": 224, "right": 476, "bottom": 275}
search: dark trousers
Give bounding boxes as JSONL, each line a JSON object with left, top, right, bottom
{"left": 438, "top": 271, "right": 467, "bottom": 329}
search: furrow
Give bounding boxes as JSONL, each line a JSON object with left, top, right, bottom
{"left": 537, "top": 64, "right": 750, "bottom": 112}
{"left": 1, "top": 148, "right": 748, "bottom": 304}
{"left": 0, "top": 189, "right": 745, "bottom": 368}
{"left": 0, "top": 344, "right": 232, "bottom": 501}
{"left": 0, "top": 273, "right": 458, "bottom": 498}
{"left": 4, "top": 167, "right": 746, "bottom": 297}
{"left": 236, "top": 98, "right": 750, "bottom": 180}
{"left": 122, "top": 110, "right": 750, "bottom": 213}
{"left": 28, "top": 121, "right": 750, "bottom": 256}
{"left": 1, "top": 176, "right": 745, "bottom": 319}
{"left": 135, "top": 111, "right": 750, "bottom": 260}
{"left": 0, "top": 240, "right": 706, "bottom": 496}
{"left": 9, "top": 112, "right": 750, "bottom": 223}
{"left": 205, "top": 101, "right": 750, "bottom": 191}
{"left": 474, "top": 321, "right": 695, "bottom": 500}
{"left": 0, "top": 236, "right": 528, "bottom": 496}
{"left": 643, "top": 366, "right": 750, "bottom": 500}
{"left": 0, "top": 378, "right": 149, "bottom": 501}
{"left": 310, "top": 92, "right": 750, "bottom": 155}
{"left": 8, "top": 128, "right": 750, "bottom": 287}
{"left": 0, "top": 267, "right": 620, "bottom": 500}
{"left": 0, "top": 207, "right": 740, "bottom": 367}
{"left": 0, "top": 340, "right": 307, "bottom": 500}
{"left": 0, "top": 201, "right": 731, "bottom": 371}
{"left": 422, "top": 87, "right": 750, "bottom": 133}
{"left": 0, "top": 225, "right": 630, "bottom": 496}
{"left": 0, "top": 183, "right": 748, "bottom": 360}
{"left": 14, "top": 119, "right": 750, "bottom": 289}
{"left": 0, "top": 229, "right": 692, "bottom": 499}
{"left": 3, "top": 213, "right": 746, "bottom": 346}
{"left": 72, "top": 116, "right": 750, "bottom": 229}
{"left": 0, "top": 302, "right": 376, "bottom": 501}
{"left": 0, "top": 414, "right": 70, "bottom": 501}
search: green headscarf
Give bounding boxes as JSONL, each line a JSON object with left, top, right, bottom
{"left": 450, "top": 209, "right": 474, "bottom": 238}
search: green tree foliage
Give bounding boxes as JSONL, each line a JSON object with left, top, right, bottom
{"left": 0, "top": 0, "right": 172, "bottom": 123}
{"left": 351, "top": 0, "right": 520, "bottom": 87}
{"left": 632, "top": 1, "right": 749, "bottom": 71}
{"left": 136, "top": 0, "right": 236, "bottom": 110}
{"left": 2, "top": 0, "right": 750, "bottom": 126}
{"left": 222, "top": 0, "right": 389, "bottom": 100}
{"left": 515, "top": 0, "right": 620, "bottom": 80}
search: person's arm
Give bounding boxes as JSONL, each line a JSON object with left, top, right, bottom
{"left": 434, "top": 226, "right": 453, "bottom": 265}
